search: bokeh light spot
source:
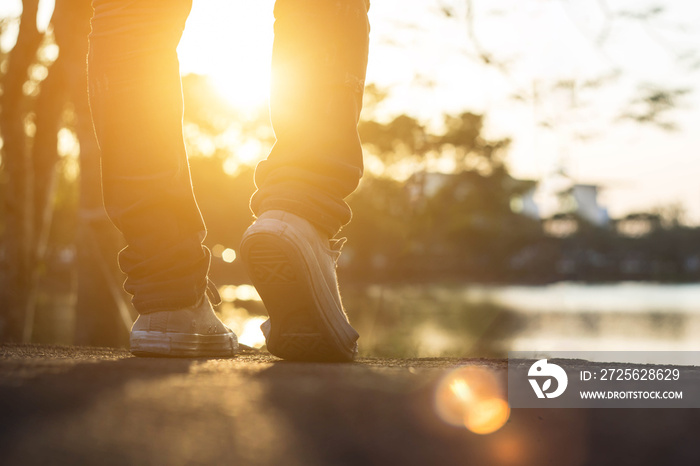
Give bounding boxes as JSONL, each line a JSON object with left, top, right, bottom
{"left": 235, "top": 284, "right": 261, "bottom": 301}
{"left": 219, "top": 285, "right": 237, "bottom": 302}
{"left": 222, "top": 248, "right": 237, "bottom": 263}
{"left": 435, "top": 366, "right": 510, "bottom": 435}
{"left": 219, "top": 303, "right": 267, "bottom": 349}
{"left": 464, "top": 398, "right": 511, "bottom": 435}
{"left": 212, "top": 244, "right": 225, "bottom": 257}
{"left": 238, "top": 316, "right": 267, "bottom": 348}
{"left": 218, "top": 284, "right": 261, "bottom": 303}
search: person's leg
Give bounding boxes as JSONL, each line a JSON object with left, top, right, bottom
{"left": 89, "top": 0, "right": 208, "bottom": 312}
{"left": 250, "top": 0, "right": 370, "bottom": 237}
{"left": 88, "top": 0, "right": 236, "bottom": 356}
{"left": 241, "top": 0, "right": 370, "bottom": 361}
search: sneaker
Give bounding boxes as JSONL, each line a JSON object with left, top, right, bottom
{"left": 130, "top": 295, "right": 238, "bottom": 357}
{"left": 239, "top": 210, "right": 359, "bottom": 362}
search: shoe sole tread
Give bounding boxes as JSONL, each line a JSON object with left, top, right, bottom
{"left": 241, "top": 232, "right": 356, "bottom": 362}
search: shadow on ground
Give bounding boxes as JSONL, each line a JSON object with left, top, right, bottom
{"left": 0, "top": 345, "right": 699, "bottom": 465}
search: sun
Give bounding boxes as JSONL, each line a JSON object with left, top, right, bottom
{"left": 177, "top": 1, "right": 274, "bottom": 112}
{"left": 208, "top": 62, "right": 271, "bottom": 112}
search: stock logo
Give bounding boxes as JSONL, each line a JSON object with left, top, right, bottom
{"left": 528, "top": 359, "right": 568, "bottom": 399}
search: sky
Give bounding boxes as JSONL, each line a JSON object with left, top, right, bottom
{"left": 2, "top": 0, "right": 700, "bottom": 223}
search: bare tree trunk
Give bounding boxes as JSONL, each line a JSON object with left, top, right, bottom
{"left": 55, "top": 1, "right": 132, "bottom": 346}
{"left": 23, "top": 28, "right": 68, "bottom": 342}
{"left": 0, "top": 0, "right": 42, "bottom": 341}
{"left": 1, "top": 0, "right": 131, "bottom": 345}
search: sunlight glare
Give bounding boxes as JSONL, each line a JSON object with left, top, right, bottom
{"left": 234, "top": 284, "right": 261, "bottom": 302}
{"left": 210, "top": 72, "right": 269, "bottom": 112}
{"left": 219, "top": 285, "right": 237, "bottom": 302}
{"left": 178, "top": 1, "right": 274, "bottom": 112}
{"left": 435, "top": 367, "right": 510, "bottom": 435}
{"left": 450, "top": 379, "right": 472, "bottom": 401}
{"left": 219, "top": 303, "right": 267, "bottom": 348}
{"left": 223, "top": 157, "right": 239, "bottom": 176}
{"left": 238, "top": 316, "right": 268, "bottom": 348}
{"left": 57, "top": 127, "right": 79, "bottom": 158}
{"left": 464, "top": 398, "right": 511, "bottom": 435}
{"left": 218, "top": 284, "right": 261, "bottom": 303}
{"left": 235, "top": 139, "right": 264, "bottom": 164}
{"left": 414, "top": 323, "right": 456, "bottom": 357}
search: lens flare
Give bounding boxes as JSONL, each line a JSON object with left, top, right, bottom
{"left": 434, "top": 366, "right": 510, "bottom": 435}
{"left": 221, "top": 248, "right": 237, "bottom": 263}
{"left": 464, "top": 398, "right": 510, "bottom": 435}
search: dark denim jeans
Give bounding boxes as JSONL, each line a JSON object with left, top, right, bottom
{"left": 88, "top": 0, "right": 369, "bottom": 313}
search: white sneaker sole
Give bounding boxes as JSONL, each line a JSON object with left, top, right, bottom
{"left": 130, "top": 331, "right": 238, "bottom": 358}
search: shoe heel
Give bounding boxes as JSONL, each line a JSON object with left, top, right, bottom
{"left": 241, "top": 234, "right": 351, "bottom": 361}
{"left": 247, "top": 241, "right": 297, "bottom": 284}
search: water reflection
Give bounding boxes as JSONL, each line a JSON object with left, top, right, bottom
{"left": 215, "top": 281, "right": 700, "bottom": 356}
{"left": 342, "top": 283, "right": 700, "bottom": 357}
{"left": 219, "top": 284, "right": 261, "bottom": 302}
{"left": 218, "top": 284, "right": 265, "bottom": 348}
{"left": 219, "top": 303, "right": 267, "bottom": 349}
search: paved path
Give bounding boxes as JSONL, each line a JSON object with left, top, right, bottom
{"left": 1, "top": 345, "right": 698, "bottom": 465}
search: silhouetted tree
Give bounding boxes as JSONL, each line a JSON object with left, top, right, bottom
{"left": 0, "top": 0, "right": 43, "bottom": 341}
{"left": 0, "top": 1, "right": 128, "bottom": 344}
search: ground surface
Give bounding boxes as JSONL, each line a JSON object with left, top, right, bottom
{"left": 1, "top": 344, "right": 699, "bottom": 465}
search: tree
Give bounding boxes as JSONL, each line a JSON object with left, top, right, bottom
{"left": 0, "top": 1, "right": 129, "bottom": 344}
{"left": 0, "top": 0, "right": 44, "bottom": 341}
{"left": 439, "top": 0, "right": 695, "bottom": 130}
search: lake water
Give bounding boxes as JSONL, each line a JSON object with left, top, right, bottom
{"left": 346, "top": 282, "right": 700, "bottom": 357}
{"left": 33, "top": 279, "right": 700, "bottom": 359}
{"left": 220, "top": 282, "right": 700, "bottom": 358}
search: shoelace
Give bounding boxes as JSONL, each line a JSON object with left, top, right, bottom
{"left": 329, "top": 237, "right": 347, "bottom": 263}
{"left": 207, "top": 238, "right": 347, "bottom": 304}
{"left": 206, "top": 278, "right": 222, "bottom": 305}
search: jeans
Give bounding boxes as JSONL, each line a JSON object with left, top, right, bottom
{"left": 88, "top": 0, "right": 370, "bottom": 313}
